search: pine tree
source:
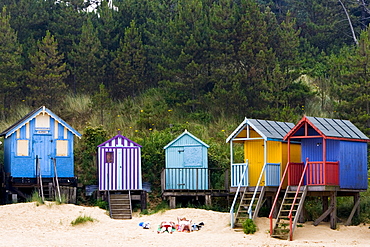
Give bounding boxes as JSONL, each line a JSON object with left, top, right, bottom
{"left": 27, "top": 30, "right": 69, "bottom": 107}
{"left": 329, "top": 27, "right": 370, "bottom": 134}
{"left": 0, "top": 7, "right": 23, "bottom": 116}
{"left": 111, "top": 20, "right": 146, "bottom": 98}
{"left": 69, "top": 17, "right": 106, "bottom": 94}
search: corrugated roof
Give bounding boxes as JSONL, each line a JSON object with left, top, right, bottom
{"left": 226, "top": 118, "right": 295, "bottom": 142}
{"left": 164, "top": 130, "right": 209, "bottom": 149}
{"left": 306, "top": 116, "right": 369, "bottom": 140}
{"left": 0, "top": 106, "right": 81, "bottom": 138}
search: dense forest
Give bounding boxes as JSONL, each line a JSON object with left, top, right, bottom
{"left": 1, "top": 0, "right": 370, "bottom": 197}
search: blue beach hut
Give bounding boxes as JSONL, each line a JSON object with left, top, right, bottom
{"left": 0, "top": 106, "right": 81, "bottom": 202}
{"left": 284, "top": 116, "right": 369, "bottom": 189}
{"left": 163, "top": 130, "right": 209, "bottom": 190}
{"left": 0, "top": 106, "right": 81, "bottom": 179}
{"left": 269, "top": 116, "right": 369, "bottom": 240}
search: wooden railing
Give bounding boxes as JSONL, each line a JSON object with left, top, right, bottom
{"left": 265, "top": 163, "right": 281, "bottom": 186}
{"left": 231, "top": 163, "right": 248, "bottom": 187}
{"left": 289, "top": 161, "right": 339, "bottom": 186}
{"left": 161, "top": 167, "right": 229, "bottom": 192}
{"left": 288, "top": 159, "right": 309, "bottom": 241}
{"left": 230, "top": 162, "right": 248, "bottom": 228}
{"left": 269, "top": 161, "right": 293, "bottom": 235}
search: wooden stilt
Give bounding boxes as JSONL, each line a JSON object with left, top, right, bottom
{"left": 322, "top": 196, "right": 329, "bottom": 222}
{"left": 345, "top": 193, "right": 360, "bottom": 226}
{"left": 205, "top": 194, "right": 212, "bottom": 207}
{"left": 169, "top": 196, "right": 176, "bottom": 209}
{"left": 330, "top": 192, "right": 337, "bottom": 229}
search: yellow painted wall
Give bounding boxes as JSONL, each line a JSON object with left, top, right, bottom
{"left": 244, "top": 139, "right": 264, "bottom": 186}
{"left": 244, "top": 139, "right": 301, "bottom": 188}
{"left": 281, "top": 142, "right": 301, "bottom": 188}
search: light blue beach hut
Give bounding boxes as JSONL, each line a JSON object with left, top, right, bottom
{"left": 163, "top": 130, "right": 209, "bottom": 190}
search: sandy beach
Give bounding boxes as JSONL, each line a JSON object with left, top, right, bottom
{"left": 0, "top": 202, "right": 368, "bottom": 247}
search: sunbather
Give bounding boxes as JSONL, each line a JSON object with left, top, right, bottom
{"left": 158, "top": 221, "right": 175, "bottom": 234}
{"left": 177, "top": 217, "right": 192, "bottom": 232}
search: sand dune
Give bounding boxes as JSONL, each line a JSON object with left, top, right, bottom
{"left": 0, "top": 202, "right": 368, "bottom": 246}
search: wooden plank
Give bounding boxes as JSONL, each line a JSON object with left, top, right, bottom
{"left": 345, "top": 196, "right": 360, "bottom": 226}
{"left": 313, "top": 206, "right": 333, "bottom": 226}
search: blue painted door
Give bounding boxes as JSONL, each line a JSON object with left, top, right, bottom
{"left": 34, "top": 135, "right": 52, "bottom": 177}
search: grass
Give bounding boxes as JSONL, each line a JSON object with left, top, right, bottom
{"left": 28, "top": 191, "right": 44, "bottom": 206}
{"left": 140, "top": 201, "right": 169, "bottom": 215}
{"left": 71, "top": 215, "right": 96, "bottom": 226}
{"left": 55, "top": 193, "right": 68, "bottom": 205}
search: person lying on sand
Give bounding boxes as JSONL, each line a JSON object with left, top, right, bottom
{"left": 158, "top": 221, "right": 175, "bottom": 234}
{"left": 177, "top": 217, "right": 192, "bottom": 232}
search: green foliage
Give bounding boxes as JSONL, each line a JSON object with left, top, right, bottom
{"left": 242, "top": 218, "right": 257, "bottom": 234}
{"left": 69, "top": 17, "right": 106, "bottom": 94}
{"left": 304, "top": 197, "right": 323, "bottom": 221}
{"left": 27, "top": 30, "right": 69, "bottom": 108}
{"left": 75, "top": 125, "right": 108, "bottom": 186}
{"left": 0, "top": 6, "right": 22, "bottom": 116}
{"left": 140, "top": 201, "right": 169, "bottom": 215}
{"left": 71, "top": 215, "right": 96, "bottom": 226}
{"left": 55, "top": 193, "right": 68, "bottom": 205}
{"left": 95, "top": 199, "right": 109, "bottom": 211}
{"left": 28, "top": 190, "right": 44, "bottom": 206}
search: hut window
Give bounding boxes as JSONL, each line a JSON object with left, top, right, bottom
{"left": 35, "top": 114, "right": 50, "bottom": 128}
{"left": 16, "top": 140, "right": 29, "bottom": 156}
{"left": 106, "top": 152, "right": 114, "bottom": 163}
{"left": 56, "top": 140, "right": 68, "bottom": 156}
{"left": 184, "top": 147, "right": 202, "bottom": 166}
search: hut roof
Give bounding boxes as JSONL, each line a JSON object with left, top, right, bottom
{"left": 284, "top": 116, "right": 369, "bottom": 141}
{"left": 97, "top": 134, "right": 141, "bottom": 147}
{"left": 164, "top": 130, "right": 209, "bottom": 149}
{"left": 0, "top": 106, "right": 81, "bottom": 138}
{"left": 226, "top": 117, "right": 295, "bottom": 143}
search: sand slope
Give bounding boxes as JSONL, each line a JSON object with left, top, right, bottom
{"left": 0, "top": 202, "right": 369, "bottom": 247}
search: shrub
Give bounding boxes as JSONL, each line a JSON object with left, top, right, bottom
{"left": 242, "top": 218, "right": 257, "bottom": 234}
{"left": 95, "top": 199, "right": 109, "bottom": 210}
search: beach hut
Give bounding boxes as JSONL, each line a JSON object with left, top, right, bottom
{"left": 163, "top": 130, "right": 209, "bottom": 190}
{"left": 162, "top": 130, "right": 225, "bottom": 208}
{"left": 227, "top": 118, "right": 300, "bottom": 227}
{"left": 97, "top": 133, "right": 144, "bottom": 219}
{"left": 269, "top": 116, "right": 369, "bottom": 240}
{"left": 97, "top": 133, "right": 142, "bottom": 191}
{"left": 0, "top": 106, "right": 81, "bottom": 203}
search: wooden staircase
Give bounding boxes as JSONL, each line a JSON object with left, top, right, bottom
{"left": 233, "top": 186, "right": 266, "bottom": 231}
{"left": 109, "top": 192, "right": 132, "bottom": 219}
{"left": 271, "top": 186, "right": 307, "bottom": 240}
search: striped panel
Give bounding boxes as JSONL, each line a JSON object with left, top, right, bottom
{"left": 98, "top": 146, "right": 142, "bottom": 191}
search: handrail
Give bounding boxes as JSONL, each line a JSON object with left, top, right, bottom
{"left": 288, "top": 158, "right": 309, "bottom": 241}
{"left": 53, "top": 158, "right": 62, "bottom": 203}
{"left": 269, "top": 161, "right": 291, "bottom": 235}
{"left": 248, "top": 163, "right": 266, "bottom": 219}
{"left": 36, "top": 155, "right": 45, "bottom": 202}
{"left": 230, "top": 160, "right": 248, "bottom": 228}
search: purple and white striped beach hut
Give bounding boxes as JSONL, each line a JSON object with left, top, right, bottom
{"left": 98, "top": 134, "right": 142, "bottom": 191}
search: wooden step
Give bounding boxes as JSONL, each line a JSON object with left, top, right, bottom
{"left": 109, "top": 193, "right": 132, "bottom": 220}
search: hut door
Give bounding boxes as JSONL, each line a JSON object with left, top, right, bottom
{"left": 34, "top": 135, "right": 52, "bottom": 176}
{"left": 117, "top": 149, "right": 123, "bottom": 190}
